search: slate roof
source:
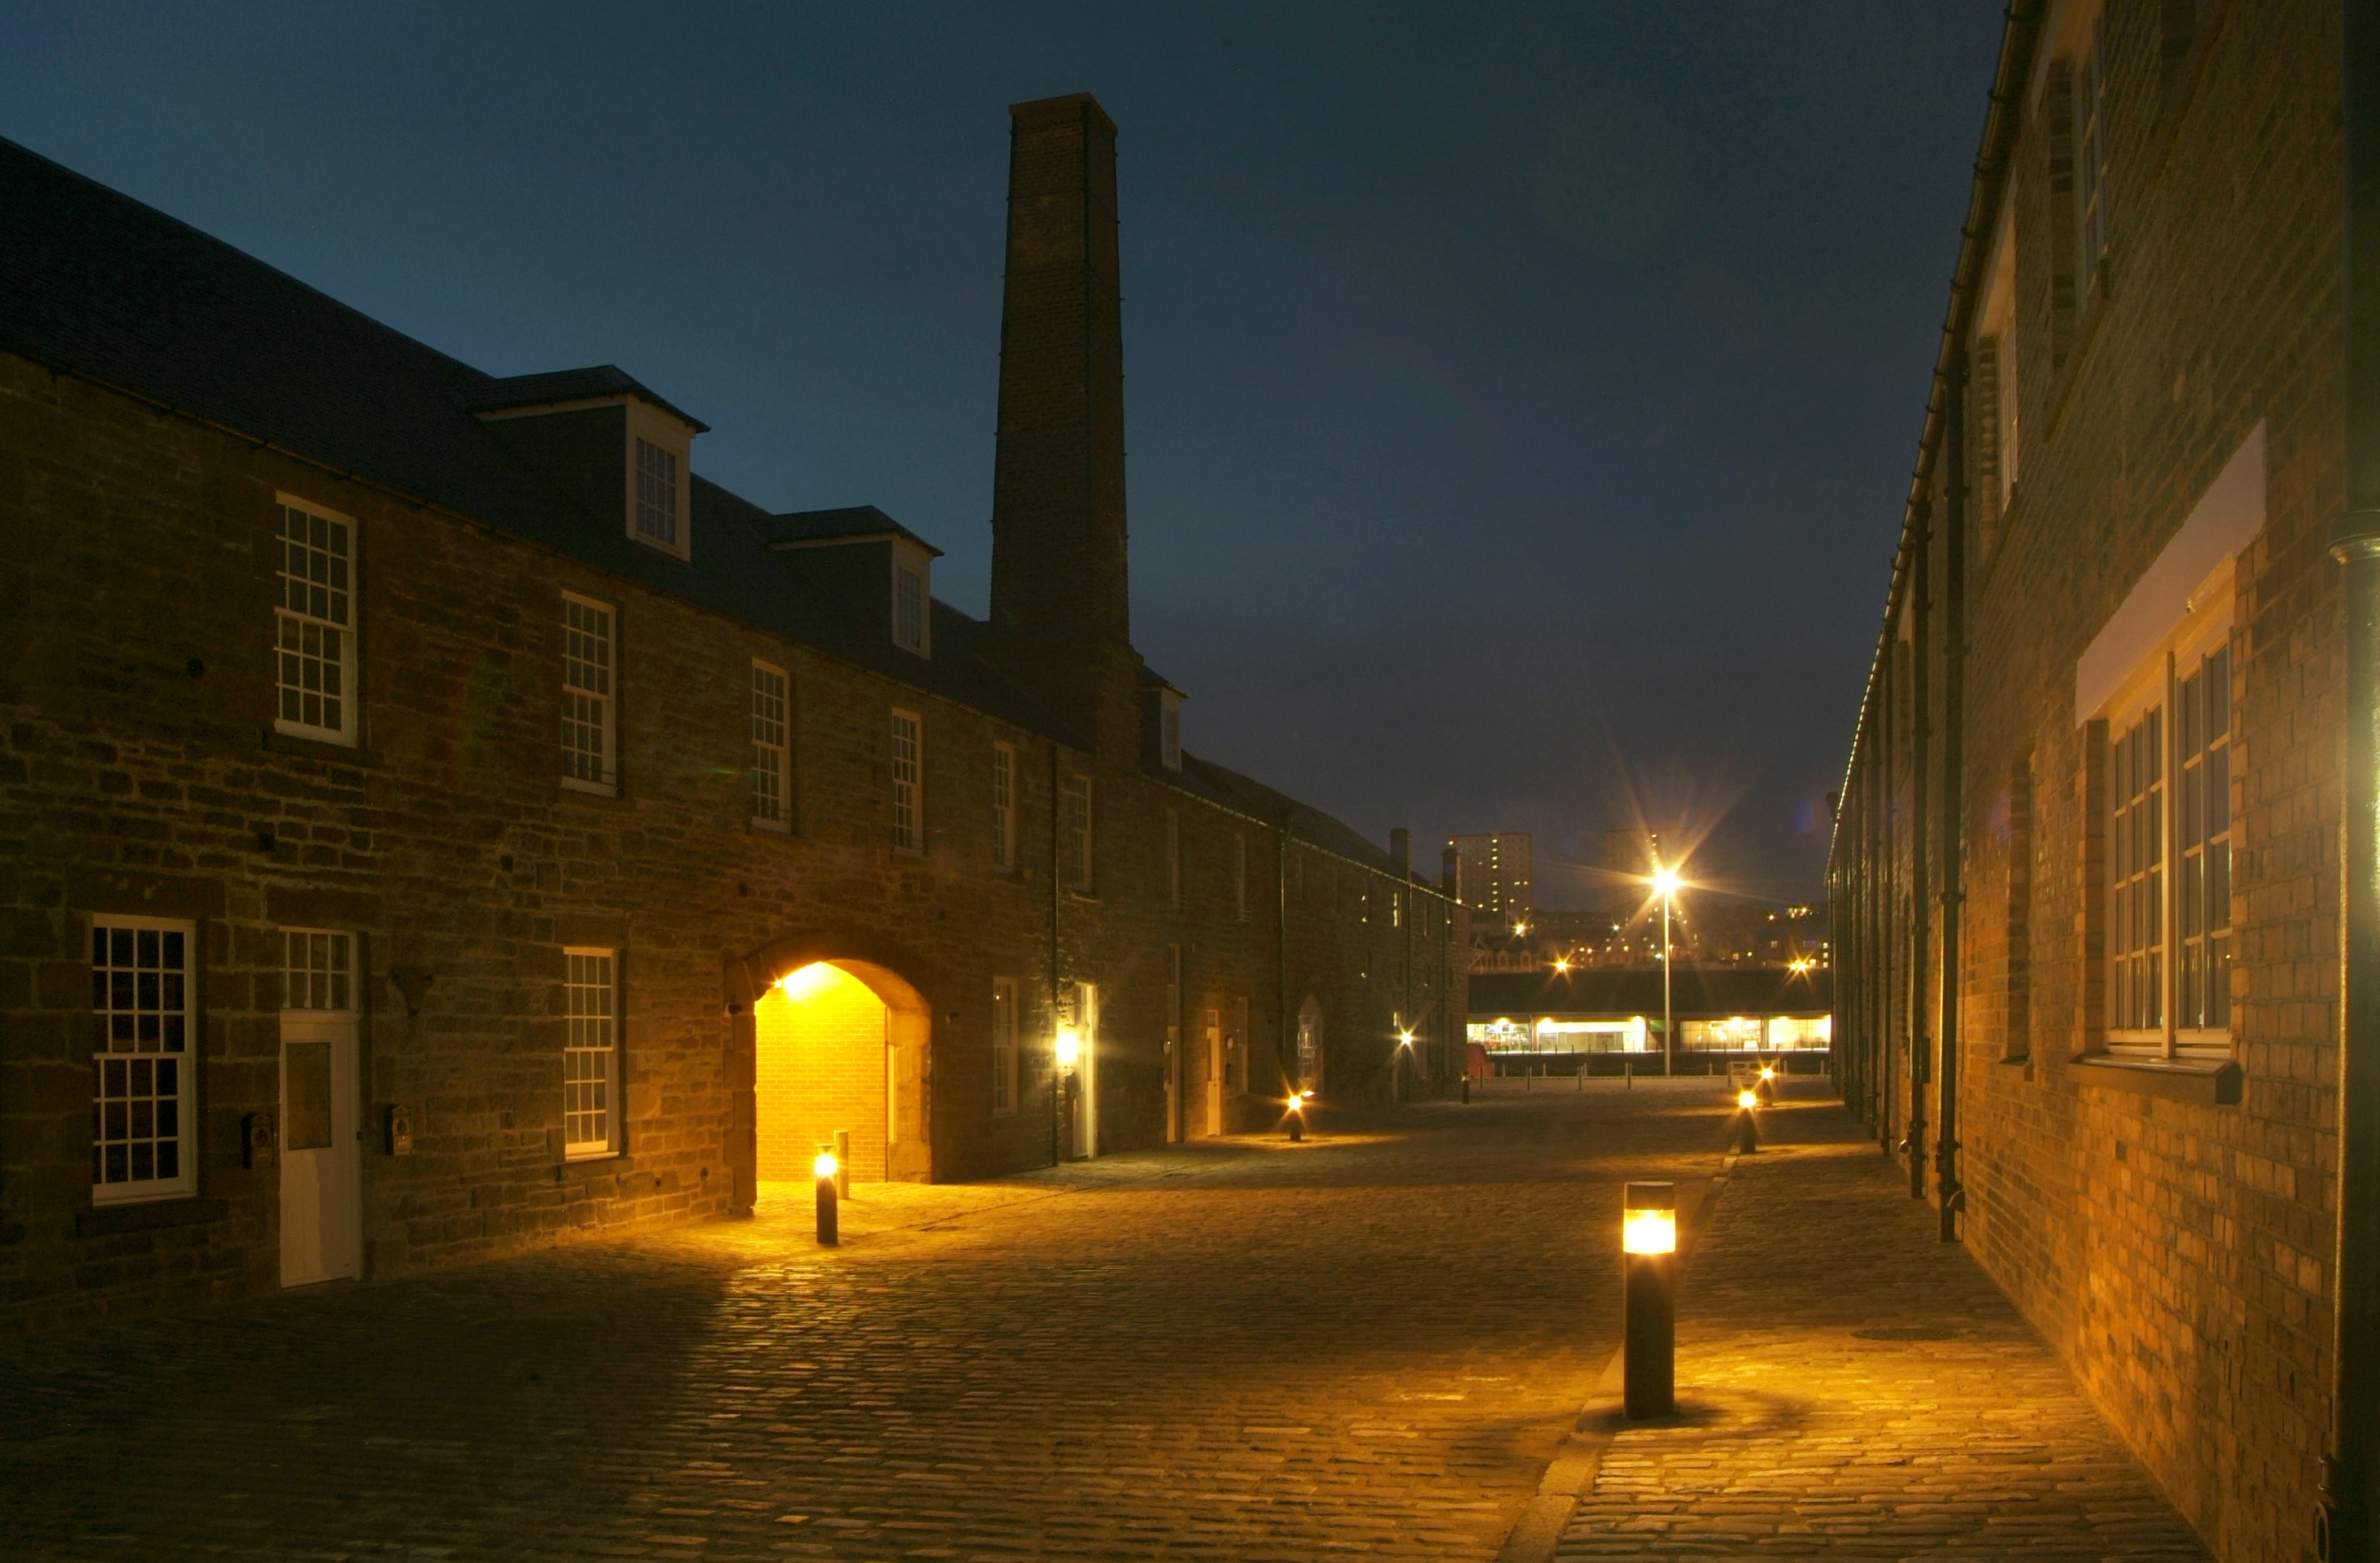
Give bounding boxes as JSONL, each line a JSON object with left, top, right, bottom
{"left": 460, "top": 366, "right": 710, "bottom": 431}
{"left": 1468, "top": 967, "right": 1832, "bottom": 1018}
{"left": 0, "top": 134, "right": 1418, "bottom": 883}
{"left": 759, "top": 506, "right": 943, "bottom": 556}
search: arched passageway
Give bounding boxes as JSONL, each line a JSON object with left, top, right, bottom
{"left": 752, "top": 958, "right": 930, "bottom": 1189}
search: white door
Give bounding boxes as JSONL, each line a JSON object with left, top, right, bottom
{"left": 280, "top": 1013, "right": 360, "bottom": 1285}
{"left": 1073, "top": 981, "right": 1099, "bottom": 1159}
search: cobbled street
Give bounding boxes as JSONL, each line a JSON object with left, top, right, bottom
{"left": 0, "top": 1085, "right": 1732, "bottom": 1562}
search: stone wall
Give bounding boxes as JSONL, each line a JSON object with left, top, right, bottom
{"left": 0, "top": 350, "right": 1468, "bottom": 1332}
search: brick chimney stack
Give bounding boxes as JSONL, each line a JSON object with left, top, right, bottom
{"left": 984, "top": 93, "right": 1131, "bottom": 738}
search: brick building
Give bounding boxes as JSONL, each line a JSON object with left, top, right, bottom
{"left": 1827, "top": 7, "right": 2380, "bottom": 1561}
{"left": 0, "top": 92, "right": 1468, "bottom": 1332}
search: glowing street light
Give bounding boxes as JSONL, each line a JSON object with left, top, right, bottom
{"left": 1622, "top": 1180, "right": 1678, "bottom": 1418}
{"left": 1285, "top": 1088, "right": 1312, "bottom": 1142}
{"left": 1735, "top": 1088, "right": 1761, "bottom": 1154}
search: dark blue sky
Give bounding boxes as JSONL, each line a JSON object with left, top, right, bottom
{"left": 4, "top": 2, "right": 2003, "bottom": 906}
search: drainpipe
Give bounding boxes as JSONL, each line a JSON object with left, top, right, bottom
{"left": 1048, "top": 742, "right": 1063, "bottom": 1169}
{"left": 1906, "top": 505, "right": 1931, "bottom": 1200}
{"left": 1936, "top": 353, "right": 1969, "bottom": 1241}
{"left": 2322, "top": 3, "right": 2380, "bottom": 1556}
{"left": 1276, "top": 828, "right": 1292, "bottom": 1088}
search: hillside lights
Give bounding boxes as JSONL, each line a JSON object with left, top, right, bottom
{"left": 813, "top": 1149, "right": 840, "bottom": 1247}
{"left": 1622, "top": 1180, "right": 1678, "bottom": 1419}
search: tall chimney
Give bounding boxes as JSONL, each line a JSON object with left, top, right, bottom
{"left": 984, "top": 93, "right": 1130, "bottom": 736}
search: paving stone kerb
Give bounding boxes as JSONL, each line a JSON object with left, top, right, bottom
{"left": 1555, "top": 1090, "right": 2211, "bottom": 1563}
{"left": 0, "top": 1089, "right": 1735, "bottom": 1562}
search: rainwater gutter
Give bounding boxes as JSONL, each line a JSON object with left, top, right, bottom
{"left": 2321, "top": 1, "right": 2380, "bottom": 1554}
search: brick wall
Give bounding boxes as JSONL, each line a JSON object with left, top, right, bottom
{"left": 1834, "top": 8, "right": 2348, "bottom": 1562}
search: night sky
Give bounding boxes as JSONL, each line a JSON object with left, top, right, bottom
{"left": 5, "top": 2, "right": 2004, "bottom": 908}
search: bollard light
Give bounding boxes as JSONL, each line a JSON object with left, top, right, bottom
{"left": 814, "top": 1149, "right": 840, "bottom": 1246}
{"left": 1286, "top": 1088, "right": 1310, "bottom": 1142}
{"left": 1622, "top": 1180, "right": 1678, "bottom": 1418}
{"left": 1735, "top": 1089, "right": 1761, "bottom": 1154}
{"left": 1756, "top": 1063, "right": 1777, "bottom": 1106}
{"left": 832, "top": 1127, "right": 851, "bottom": 1200}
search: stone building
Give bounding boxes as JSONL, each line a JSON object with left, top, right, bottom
{"left": 0, "top": 92, "right": 1468, "bottom": 1332}
{"left": 1828, "top": 7, "right": 2380, "bottom": 1561}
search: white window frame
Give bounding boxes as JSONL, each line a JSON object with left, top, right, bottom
{"left": 624, "top": 402, "right": 692, "bottom": 562}
{"left": 750, "top": 659, "right": 790, "bottom": 830}
{"left": 90, "top": 914, "right": 198, "bottom": 1205}
{"left": 560, "top": 593, "right": 617, "bottom": 795}
{"left": 892, "top": 538, "right": 933, "bottom": 658}
{"left": 890, "top": 707, "right": 924, "bottom": 853}
{"left": 1064, "top": 773, "right": 1093, "bottom": 891}
{"left": 991, "top": 976, "right": 1019, "bottom": 1116}
{"left": 281, "top": 927, "right": 354, "bottom": 1014}
{"left": 563, "top": 948, "right": 620, "bottom": 1158}
{"left": 273, "top": 497, "right": 358, "bottom": 746}
{"left": 2102, "top": 610, "right": 2234, "bottom": 1058}
{"left": 992, "top": 741, "right": 1017, "bottom": 870}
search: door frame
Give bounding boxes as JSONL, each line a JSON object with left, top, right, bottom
{"left": 278, "top": 1009, "right": 361, "bottom": 1286}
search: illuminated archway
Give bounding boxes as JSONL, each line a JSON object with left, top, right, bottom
{"left": 751, "top": 957, "right": 932, "bottom": 1190}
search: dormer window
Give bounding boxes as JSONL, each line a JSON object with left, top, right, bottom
{"left": 892, "top": 538, "right": 932, "bottom": 658}
{"left": 635, "top": 438, "right": 680, "bottom": 549}
{"left": 624, "top": 401, "right": 692, "bottom": 562}
{"left": 1159, "top": 690, "right": 1183, "bottom": 771}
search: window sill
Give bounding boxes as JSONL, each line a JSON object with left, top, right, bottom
{"left": 263, "top": 727, "right": 376, "bottom": 766}
{"left": 750, "top": 817, "right": 793, "bottom": 836}
{"left": 558, "top": 780, "right": 629, "bottom": 806}
{"left": 559, "top": 1152, "right": 631, "bottom": 1180}
{"left": 76, "top": 1197, "right": 229, "bottom": 1238}
{"left": 2069, "top": 1051, "right": 2242, "bottom": 1105}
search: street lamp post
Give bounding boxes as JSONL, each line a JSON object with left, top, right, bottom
{"left": 1652, "top": 865, "right": 1680, "bottom": 1077}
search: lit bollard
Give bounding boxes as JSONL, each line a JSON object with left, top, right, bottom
{"left": 1462, "top": 1077, "right": 1471, "bottom": 1105}
{"left": 1756, "top": 1063, "right": 1776, "bottom": 1107}
{"left": 1287, "top": 1089, "right": 1310, "bottom": 1141}
{"left": 814, "top": 1149, "right": 840, "bottom": 1246}
{"left": 1735, "top": 1088, "right": 1761, "bottom": 1154}
{"left": 1622, "top": 1181, "right": 1678, "bottom": 1419}
{"left": 832, "top": 1128, "right": 851, "bottom": 1200}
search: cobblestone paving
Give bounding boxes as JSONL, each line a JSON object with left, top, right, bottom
{"left": 1555, "top": 1088, "right": 2212, "bottom": 1562}
{"left": 0, "top": 1085, "right": 1731, "bottom": 1561}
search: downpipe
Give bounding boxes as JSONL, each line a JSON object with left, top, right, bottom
{"left": 2325, "top": 0, "right": 2380, "bottom": 1555}
{"left": 1936, "top": 349, "right": 1969, "bottom": 1241}
{"left": 1907, "top": 502, "right": 1932, "bottom": 1202}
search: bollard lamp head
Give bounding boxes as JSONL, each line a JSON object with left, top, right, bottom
{"left": 1737, "top": 1088, "right": 1759, "bottom": 1110}
{"left": 813, "top": 1150, "right": 838, "bottom": 1180}
{"left": 1622, "top": 1180, "right": 1677, "bottom": 1254}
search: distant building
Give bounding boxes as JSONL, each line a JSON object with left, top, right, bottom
{"left": 1449, "top": 833, "right": 1531, "bottom": 925}
{"left": 1467, "top": 968, "right": 1831, "bottom": 1075}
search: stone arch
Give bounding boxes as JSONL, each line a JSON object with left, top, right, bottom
{"left": 726, "top": 932, "right": 938, "bottom": 1209}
